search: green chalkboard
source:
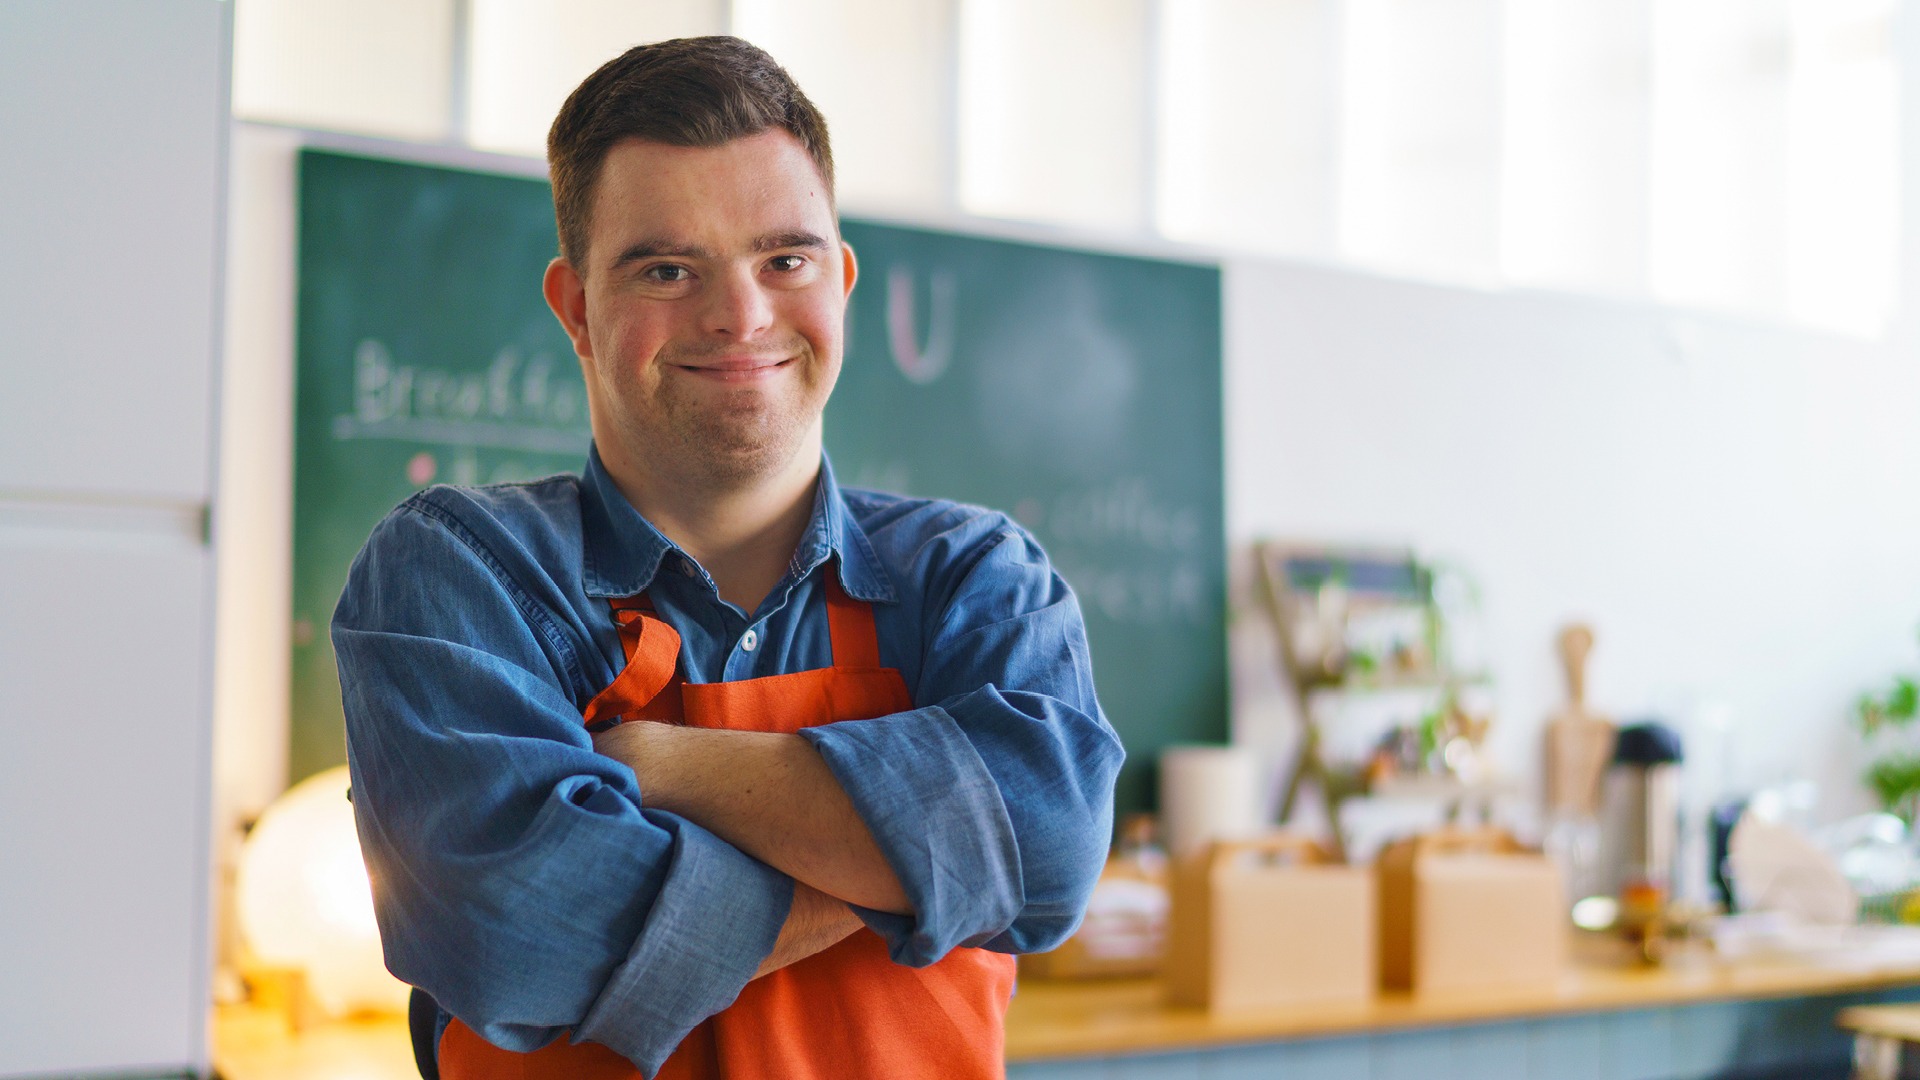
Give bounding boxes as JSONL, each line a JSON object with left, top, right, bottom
{"left": 290, "top": 151, "right": 590, "bottom": 781}
{"left": 829, "top": 223, "right": 1225, "bottom": 813}
{"left": 291, "top": 149, "right": 1226, "bottom": 813}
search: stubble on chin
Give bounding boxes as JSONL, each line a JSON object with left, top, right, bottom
{"left": 599, "top": 335, "right": 837, "bottom": 492}
{"left": 667, "top": 403, "right": 802, "bottom": 486}
{"left": 627, "top": 378, "right": 818, "bottom": 490}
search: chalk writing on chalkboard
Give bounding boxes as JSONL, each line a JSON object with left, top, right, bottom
{"left": 1030, "top": 479, "right": 1210, "bottom": 626}
{"left": 886, "top": 265, "right": 957, "bottom": 385}
{"left": 1044, "top": 479, "right": 1206, "bottom": 552}
{"left": 333, "top": 339, "right": 590, "bottom": 455}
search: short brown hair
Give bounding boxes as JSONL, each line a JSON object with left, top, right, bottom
{"left": 547, "top": 36, "right": 835, "bottom": 271}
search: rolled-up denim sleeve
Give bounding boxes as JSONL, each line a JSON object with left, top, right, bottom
{"left": 335, "top": 501, "right": 787, "bottom": 1075}
{"left": 799, "top": 524, "right": 1123, "bottom": 966}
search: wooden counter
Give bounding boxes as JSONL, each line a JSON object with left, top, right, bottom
{"left": 1005, "top": 940, "right": 1920, "bottom": 1060}
{"left": 214, "top": 1002, "right": 414, "bottom": 1080}
{"left": 213, "top": 945, "right": 1920, "bottom": 1080}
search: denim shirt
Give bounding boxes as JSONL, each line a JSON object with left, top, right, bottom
{"left": 333, "top": 448, "right": 1123, "bottom": 1074}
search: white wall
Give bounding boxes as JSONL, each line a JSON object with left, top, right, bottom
{"left": 1225, "top": 258, "right": 1920, "bottom": 827}
{"left": 215, "top": 127, "right": 1920, "bottom": 842}
{"left": 210, "top": 3, "right": 1920, "bottom": 865}
{"left": 210, "top": 125, "right": 299, "bottom": 863}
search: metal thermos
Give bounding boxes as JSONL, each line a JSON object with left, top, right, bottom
{"left": 1601, "top": 722, "right": 1685, "bottom": 894}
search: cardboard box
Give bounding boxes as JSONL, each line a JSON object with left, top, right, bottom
{"left": 1376, "top": 827, "right": 1567, "bottom": 994}
{"left": 1019, "top": 873, "right": 1168, "bottom": 979}
{"left": 1165, "top": 834, "right": 1375, "bottom": 1010}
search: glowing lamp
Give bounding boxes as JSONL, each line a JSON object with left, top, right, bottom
{"left": 234, "top": 765, "right": 410, "bottom": 1017}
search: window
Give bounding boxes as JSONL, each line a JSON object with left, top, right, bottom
{"left": 232, "top": 0, "right": 1903, "bottom": 336}
{"left": 232, "top": 0, "right": 456, "bottom": 141}
{"left": 957, "top": 0, "right": 1151, "bottom": 230}
{"left": 735, "top": 0, "right": 955, "bottom": 212}
{"left": 465, "top": 0, "right": 726, "bottom": 156}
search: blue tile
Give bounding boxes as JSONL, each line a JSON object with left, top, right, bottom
{"left": 1733, "top": 998, "right": 1799, "bottom": 1066}
{"left": 1275, "top": 1035, "right": 1375, "bottom": 1080}
{"left": 1728, "top": 995, "right": 1853, "bottom": 1070}
{"left": 1670, "top": 1002, "right": 1743, "bottom": 1076}
{"left": 1008, "top": 1057, "right": 1111, "bottom": 1080}
{"left": 1200, "top": 1034, "right": 1374, "bottom": 1080}
{"left": 1452, "top": 1020, "right": 1530, "bottom": 1078}
{"left": 1374, "top": 1027, "right": 1456, "bottom": 1080}
{"left": 1111, "top": 1050, "right": 1203, "bottom": 1080}
{"left": 1603, "top": 1008, "right": 1674, "bottom": 1080}
{"left": 1528, "top": 1013, "right": 1606, "bottom": 1080}
{"left": 1195, "top": 1042, "right": 1283, "bottom": 1080}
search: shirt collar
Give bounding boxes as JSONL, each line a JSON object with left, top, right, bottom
{"left": 580, "top": 445, "right": 896, "bottom": 603}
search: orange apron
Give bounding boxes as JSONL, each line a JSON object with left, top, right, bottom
{"left": 438, "top": 572, "right": 1016, "bottom": 1080}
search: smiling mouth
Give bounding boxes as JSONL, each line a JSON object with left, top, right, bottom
{"left": 674, "top": 357, "right": 795, "bottom": 383}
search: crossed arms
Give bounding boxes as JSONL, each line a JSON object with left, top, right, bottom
{"left": 591, "top": 722, "right": 895, "bottom": 975}
{"left": 334, "top": 489, "right": 1123, "bottom": 1073}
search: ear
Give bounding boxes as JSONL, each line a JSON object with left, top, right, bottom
{"left": 543, "top": 256, "right": 594, "bottom": 364}
{"left": 839, "top": 241, "right": 859, "bottom": 300}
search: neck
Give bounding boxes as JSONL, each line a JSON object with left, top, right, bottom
{"left": 605, "top": 433, "right": 823, "bottom": 613}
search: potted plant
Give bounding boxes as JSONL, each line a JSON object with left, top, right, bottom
{"left": 1858, "top": 637, "right": 1920, "bottom": 824}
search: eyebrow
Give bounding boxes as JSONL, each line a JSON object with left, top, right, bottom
{"left": 608, "top": 230, "right": 831, "bottom": 271}
{"left": 753, "top": 230, "right": 830, "bottom": 253}
{"left": 610, "top": 238, "right": 712, "bottom": 270}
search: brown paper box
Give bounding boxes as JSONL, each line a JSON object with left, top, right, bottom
{"left": 1165, "top": 834, "right": 1376, "bottom": 1010}
{"left": 1377, "top": 827, "right": 1567, "bottom": 994}
{"left": 1020, "top": 855, "right": 1170, "bottom": 980}
{"left": 1019, "top": 928, "right": 1162, "bottom": 980}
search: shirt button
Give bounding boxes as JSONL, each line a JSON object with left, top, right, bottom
{"left": 741, "top": 629, "right": 759, "bottom": 652}
{"left": 679, "top": 557, "right": 697, "bottom": 577}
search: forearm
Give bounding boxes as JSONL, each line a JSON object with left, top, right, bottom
{"left": 800, "top": 693, "right": 1120, "bottom": 962}
{"left": 756, "top": 881, "right": 863, "bottom": 977}
{"left": 596, "top": 722, "right": 912, "bottom": 914}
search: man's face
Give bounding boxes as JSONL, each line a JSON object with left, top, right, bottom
{"left": 545, "top": 130, "right": 856, "bottom": 491}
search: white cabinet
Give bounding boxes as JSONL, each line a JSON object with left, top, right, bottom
{"left": 0, "top": 0, "right": 227, "bottom": 502}
{"left": 0, "top": 536, "right": 215, "bottom": 1075}
{"left": 0, "top": 2, "right": 227, "bottom": 1075}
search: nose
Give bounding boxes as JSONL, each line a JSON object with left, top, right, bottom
{"left": 702, "top": 264, "right": 775, "bottom": 340}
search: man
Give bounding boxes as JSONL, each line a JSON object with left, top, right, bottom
{"left": 334, "top": 36, "right": 1122, "bottom": 1080}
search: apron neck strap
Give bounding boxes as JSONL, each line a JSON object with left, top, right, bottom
{"left": 582, "top": 597, "right": 681, "bottom": 730}
{"left": 822, "top": 568, "right": 881, "bottom": 669}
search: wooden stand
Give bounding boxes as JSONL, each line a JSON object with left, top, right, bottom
{"left": 1252, "top": 543, "right": 1488, "bottom": 860}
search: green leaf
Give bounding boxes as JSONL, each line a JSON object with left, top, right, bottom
{"left": 1867, "top": 754, "right": 1920, "bottom": 821}
{"left": 1418, "top": 710, "right": 1442, "bottom": 759}
{"left": 1891, "top": 677, "right": 1920, "bottom": 721}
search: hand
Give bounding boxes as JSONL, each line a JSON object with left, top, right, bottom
{"left": 592, "top": 720, "right": 676, "bottom": 802}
